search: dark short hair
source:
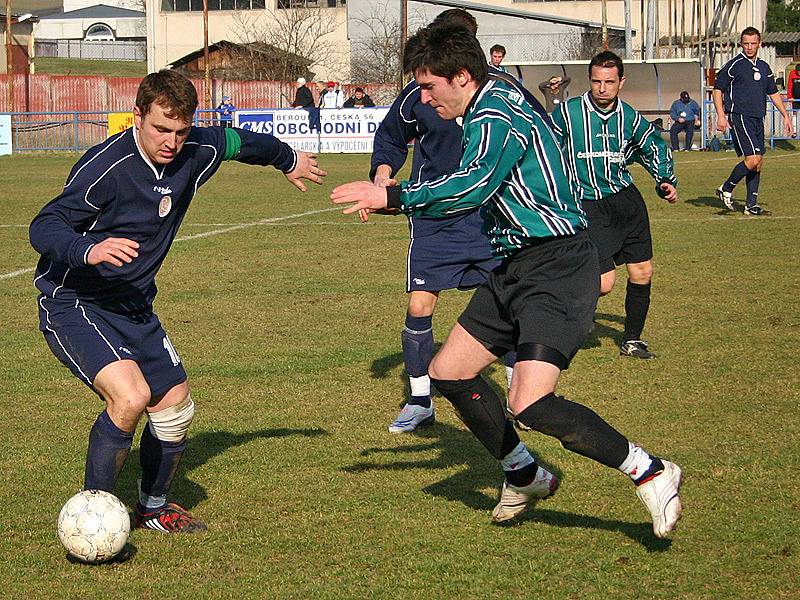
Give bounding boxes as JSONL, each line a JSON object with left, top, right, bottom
{"left": 136, "top": 70, "right": 198, "bottom": 123}
{"left": 589, "top": 51, "right": 624, "bottom": 78}
{"left": 404, "top": 24, "right": 488, "bottom": 84}
{"left": 355, "top": 87, "right": 364, "bottom": 93}
{"left": 741, "top": 27, "right": 761, "bottom": 40}
{"left": 431, "top": 9, "right": 478, "bottom": 35}
{"left": 489, "top": 44, "right": 506, "bottom": 56}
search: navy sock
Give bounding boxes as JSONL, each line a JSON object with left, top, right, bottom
{"left": 722, "top": 161, "right": 749, "bottom": 192}
{"left": 505, "top": 461, "right": 538, "bottom": 487}
{"left": 139, "top": 424, "right": 186, "bottom": 503}
{"left": 402, "top": 313, "right": 433, "bottom": 408}
{"left": 623, "top": 281, "right": 651, "bottom": 342}
{"left": 745, "top": 170, "right": 760, "bottom": 208}
{"left": 503, "top": 350, "right": 517, "bottom": 368}
{"left": 634, "top": 457, "right": 666, "bottom": 486}
{"left": 84, "top": 411, "right": 134, "bottom": 492}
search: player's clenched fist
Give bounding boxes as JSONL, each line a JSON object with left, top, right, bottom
{"left": 87, "top": 237, "right": 140, "bottom": 267}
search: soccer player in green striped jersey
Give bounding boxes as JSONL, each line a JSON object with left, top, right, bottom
{"left": 551, "top": 51, "right": 678, "bottom": 360}
{"left": 332, "top": 26, "right": 683, "bottom": 538}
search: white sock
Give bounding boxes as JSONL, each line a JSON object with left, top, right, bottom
{"left": 409, "top": 375, "right": 430, "bottom": 397}
{"left": 500, "top": 442, "right": 535, "bottom": 471}
{"left": 505, "top": 365, "right": 514, "bottom": 390}
{"left": 618, "top": 442, "right": 653, "bottom": 481}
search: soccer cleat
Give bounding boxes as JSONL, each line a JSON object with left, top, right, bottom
{"left": 620, "top": 339, "right": 656, "bottom": 359}
{"left": 743, "top": 204, "right": 770, "bottom": 216}
{"left": 388, "top": 403, "right": 435, "bottom": 433}
{"left": 635, "top": 460, "right": 683, "bottom": 538}
{"left": 716, "top": 186, "right": 735, "bottom": 210}
{"left": 134, "top": 502, "right": 207, "bottom": 533}
{"left": 491, "top": 467, "right": 559, "bottom": 523}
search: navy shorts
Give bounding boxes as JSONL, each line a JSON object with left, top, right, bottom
{"left": 457, "top": 230, "right": 599, "bottom": 370}
{"left": 729, "top": 113, "right": 764, "bottom": 156}
{"left": 38, "top": 296, "right": 187, "bottom": 397}
{"left": 583, "top": 185, "right": 653, "bottom": 274}
{"left": 407, "top": 213, "right": 499, "bottom": 292}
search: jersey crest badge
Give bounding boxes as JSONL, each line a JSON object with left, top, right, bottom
{"left": 159, "top": 195, "right": 172, "bottom": 218}
{"left": 753, "top": 71, "right": 761, "bottom": 81}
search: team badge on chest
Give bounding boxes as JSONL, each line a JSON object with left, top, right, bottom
{"left": 158, "top": 195, "right": 172, "bottom": 218}
{"left": 753, "top": 71, "right": 761, "bottom": 81}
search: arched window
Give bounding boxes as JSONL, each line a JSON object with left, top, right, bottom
{"left": 85, "top": 23, "right": 114, "bottom": 41}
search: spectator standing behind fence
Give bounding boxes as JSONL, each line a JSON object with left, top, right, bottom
{"left": 787, "top": 64, "right": 800, "bottom": 109}
{"left": 538, "top": 75, "right": 571, "bottom": 113}
{"left": 320, "top": 81, "right": 344, "bottom": 109}
{"left": 343, "top": 87, "right": 375, "bottom": 108}
{"left": 292, "top": 77, "right": 320, "bottom": 133}
{"left": 488, "top": 44, "right": 507, "bottom": 72}
{"left": 669, "top": 91, "right": 701, "bottom": 151}
{"left": 215, "top": 95, "right": 236, "bottom": 127}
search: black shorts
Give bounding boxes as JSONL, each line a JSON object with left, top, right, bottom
{"left": 457, "top": 230, "right": 599, "bottom": 370}
{"left": 583, "top": 185, "right": 653, "bottom": 274}
{"left": 729, "top": 113, "right": 765, "bottom": 157}
{"left": 38, "top": 296, "right": 187, "bottom": 397}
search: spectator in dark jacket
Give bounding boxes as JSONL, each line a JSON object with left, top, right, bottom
{"left": 343, "top": 87, "right": 375, "bottom": 108}
{"left": 292, "top": 77, "right": 320, "bottom": 133}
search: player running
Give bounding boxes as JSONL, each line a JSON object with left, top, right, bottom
{"left": 29, "top": 70, "right": 325, "bottom": 533}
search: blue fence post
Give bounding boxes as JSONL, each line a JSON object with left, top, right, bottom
{"left": 73, "top": 112, "right": 80, "bottom": 152}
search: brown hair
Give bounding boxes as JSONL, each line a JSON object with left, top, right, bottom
{"left": 135, "top": 70, "right": 198, "bottom": 123}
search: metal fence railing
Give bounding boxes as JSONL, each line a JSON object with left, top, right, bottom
{"left": 701, "top": 99, "right": 799, "bottom": 150}
{"left": 35, "top": 40, "right": 147, "bottom": 62}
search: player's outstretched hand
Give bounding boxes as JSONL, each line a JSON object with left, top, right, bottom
{"left": 87, "top": 237, "right": 139, "bottom": 267}
{"left": 285, "top": 152, "right": 327, "bottom": 192}
{"left": 716, "top": 114, "right": 729, "bottom": 133}
{"left": 331, "top": 181, "right": 391, "bottom": 219}
{"left": 660, "top": 183, "right": 678, "bottom": 204}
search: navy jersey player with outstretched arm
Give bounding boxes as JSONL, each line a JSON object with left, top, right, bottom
{"left": 29, "top": 70, "right": 326, "bottom": 533}
{"left": 369, "top": 8, "right": 551, "bottom": 434}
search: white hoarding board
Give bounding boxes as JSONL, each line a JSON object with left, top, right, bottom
{"left": 0, "top": 115, "right": 12, "bottom": 156}
{"left": 236, "top": 108, "right": 389, "bottom": 153}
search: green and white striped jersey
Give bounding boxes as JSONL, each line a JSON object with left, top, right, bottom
{"left": 550, "top": 93, "right": 676, "bottom": 202}
{"left": 388, "top": 78, "right": 587, "bottom": 257}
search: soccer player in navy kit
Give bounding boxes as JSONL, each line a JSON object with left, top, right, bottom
{"left": 29, "top": 70, "right": 325, "bottom": 532}
{"left": 371, "top": 9, "right": 549, "bottom": 433}
{"left": 333, "top": 24, "right": 683, "bottom": 538}
{"left": 714, "top": 27, "right": 795, "bottom": 216}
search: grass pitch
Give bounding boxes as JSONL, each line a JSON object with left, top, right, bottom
{"left": 1, "top": 150, "right": 798, "bottom": 598}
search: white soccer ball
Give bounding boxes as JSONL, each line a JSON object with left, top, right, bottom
{"left": 57, "top": 489, "right": 130, "bottom": 563}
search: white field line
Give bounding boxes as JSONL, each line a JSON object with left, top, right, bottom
{"left": 3, "top": 209, "right": 798, "bottom": 281}
{"left": 679, "top": 152, "right": 800, "bottom": 165}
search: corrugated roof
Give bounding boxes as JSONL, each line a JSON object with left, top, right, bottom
{"left": 761, "top": 31, "right": 800, "bottom": 44}
{"left": 40, "top": 4, "right": 144, "bottom": 20}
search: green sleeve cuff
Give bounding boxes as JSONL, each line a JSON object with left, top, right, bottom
{"left": 223, "top": 127, "right": 241, "bottom": 161}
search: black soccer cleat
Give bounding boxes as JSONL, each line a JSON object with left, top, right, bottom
{"left": 619, "top": 339, "right": 656, "bottom": 359}
{"left": 134, "top": 502, "right": 207, "bottom": 533}
{"left": 743, "top": 204, "right": 771, "bottom": 216}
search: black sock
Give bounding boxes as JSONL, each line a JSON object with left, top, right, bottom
{"left": 139, "top": 424, "right": 186, "bottom": 504}
{"left": 623, "top": 281, "right": 651, "bottom": 342}
{"left": 84, "top": 411, "right": 134, "bottom": 492}
{"left": 505, "top": 461, "right": 539, "bottom": 487}
{"left": 723, "top": 161, "right": 749, "bottom": 192}
{"left": 745, "top": 170, "right": 760, "bottom": 208}
{"left": 516, "top": 393, "right": 629, "bottom": 468}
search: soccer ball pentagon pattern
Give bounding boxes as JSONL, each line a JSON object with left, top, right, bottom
{"left": 57, "top": 489, "right": 130, "bottom": 563}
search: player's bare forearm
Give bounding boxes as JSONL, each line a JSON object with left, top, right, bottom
{"left": 712, "top": 90, "right": 728, "bottom": 131}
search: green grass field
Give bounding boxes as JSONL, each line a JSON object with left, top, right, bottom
{"left": 33, "top": 58, "right": 148, "bottom": 77}
{"left": 1, "top": 150, "right": 798, "bottom": 598}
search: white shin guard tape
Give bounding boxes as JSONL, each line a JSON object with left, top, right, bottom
{"left": 147, "top": 394, "right": 195, "bottom": 442}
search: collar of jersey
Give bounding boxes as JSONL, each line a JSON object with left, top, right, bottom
{"left": 132, "top": 126, "right": 167, "bottom": 180}
{"left": 463, "top": 77, "right": 494, "bottom": 119}
{"left": 583, "top": 92, "right": 619, "bottom": 120}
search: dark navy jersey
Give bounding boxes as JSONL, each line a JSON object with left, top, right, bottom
{"left": 369, "top": 68, "right": 550, "bottom": 238}
{"left": 30, "top": 126, "right": 296, "bottom": 313}
{"left": 714, "top": 53, "right": 778, "bottom": 117}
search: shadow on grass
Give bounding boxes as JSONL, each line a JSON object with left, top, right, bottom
{"left": 684, "top": 194, "right": 738, "bottom": 214}
{"left": 117, "top": 427, "right": 328, "bottom": 510}
{"left": 582, "top": 311, "right": 624, "bottom": 349}
{"left": 342, "top": 421, "right": 668, "bottom": 550}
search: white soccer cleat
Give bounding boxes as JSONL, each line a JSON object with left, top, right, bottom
{"left": 636, "top": 460, "right": 684, "bottom": 538}
{"left": 388, "top": 403, "right": 435, "bottom": 433}
{"left": 491, "top": 467, "right": 559, "bottom": 523}
{"left": 716, "top": 186, "right": 735, "bottom": 211}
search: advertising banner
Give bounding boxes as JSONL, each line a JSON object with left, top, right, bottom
{"left": 0, "top": 115, "right": 12, "bottom": 155}
{"left": 235, "top": 108, "right": 389, "bottom": 153}
{"left": 108, "top": 112, "right": 135, "bottom": 137}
